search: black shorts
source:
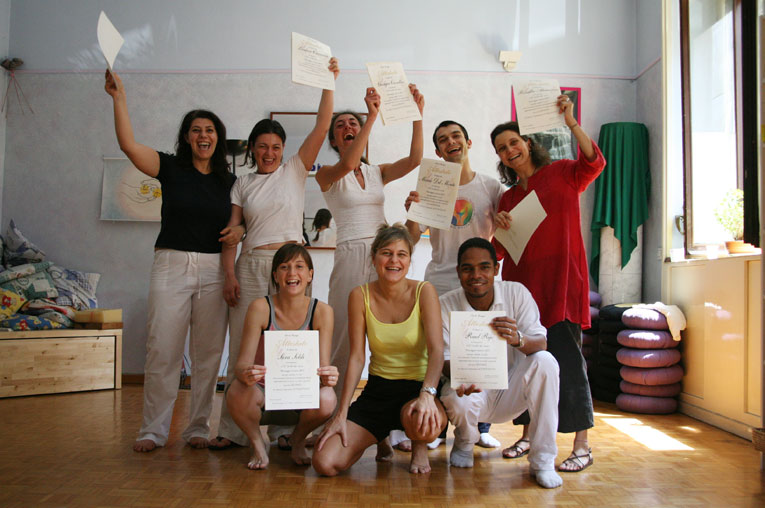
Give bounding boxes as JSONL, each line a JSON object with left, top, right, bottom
{"left": 347, "top": 375, "right": 424, "bottom": 442}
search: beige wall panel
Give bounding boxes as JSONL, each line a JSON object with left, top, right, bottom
{"left": 746, "top": 260, "right": 762, "bottom": 417}
{"left": 669, "top": 264, "right": 705, "bottom": 399}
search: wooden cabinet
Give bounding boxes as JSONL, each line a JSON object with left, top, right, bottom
{"left": 0, "top": 329, "right": 122, "bottom": 398}
{"left": 664, "top": 256, "right": 761, "bottom": 438}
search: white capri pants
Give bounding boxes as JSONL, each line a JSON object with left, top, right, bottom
{"left": 216, "top": 248, "right": 276, "bottom": 446}
{"left": 138, "top": 249, "right": 228, "bottom": 446}
{"left": 440, "top": 351, "right": 560, "bottom": 471}
{"left": 328, "top": 238, "right": 377, "bottom": 400}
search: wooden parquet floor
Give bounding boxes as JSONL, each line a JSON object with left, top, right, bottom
{"left": 0, "top": 385, "right": 763, "bottom": 507}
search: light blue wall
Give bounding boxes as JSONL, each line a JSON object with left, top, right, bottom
{"left": 10, "top": 0, "right": 638, "bottom": 76}
{"left": 0, "top": 0, "right": 9, "bottom": 225}
{"left": 1, "top": 0, "right": 654, "bottom": 373}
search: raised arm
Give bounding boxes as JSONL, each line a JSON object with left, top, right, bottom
{"left": 315, "top": 88, "right": 379, "bottom": 190}
{"left": 297, "top": 58, "right": 339, "bottom": 171}
{"left": 222, "top": 204, "right": 244, "bottom": 307}
{"left": 379, "top": 84, "right": 424, "bottom": 185}
{"left": 403, "top": 191, "right": 422, "bottom": 245}
{"left": 558, "top": 94, "right": 595, "bottom": 162}
{"left": 104, "top": 70, "right": 160, "bottom": 177}
{"left": 233, "top": 298, "right": 270, "bottom": 386}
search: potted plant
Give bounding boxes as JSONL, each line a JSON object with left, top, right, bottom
{"left": 713, "top": 189, "right": 752, "bottom": 253}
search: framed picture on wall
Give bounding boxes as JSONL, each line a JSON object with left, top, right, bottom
{"left": 270, "top": 111, "right": 369, "bottom": 228}
{"left": 511, "top": 86, "right": 581, "bottom": 161}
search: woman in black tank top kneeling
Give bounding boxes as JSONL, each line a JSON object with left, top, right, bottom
{"left": 226, "top": 244, "right": 337, "bottom": 469}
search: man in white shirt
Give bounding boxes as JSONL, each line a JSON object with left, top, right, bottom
{"left": 439, "top": 237, "right": 562, "bottom": 489}
{"left": 404, "top": 120, "right": 505, "bottom": 449}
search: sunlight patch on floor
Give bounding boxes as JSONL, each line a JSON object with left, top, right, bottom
{"left": 602, "top": 418, "right": 694, "bottom": 451}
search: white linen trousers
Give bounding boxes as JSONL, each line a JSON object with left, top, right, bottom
{"left": 138, "top": 249, "right": 228, "bottom": 445}
{"left": 440, "top": 350, "right": 560, "bottom": 471}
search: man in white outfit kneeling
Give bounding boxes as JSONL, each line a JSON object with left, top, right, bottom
{"left": 439, "top": 237, "right": 562, "bottom": 488}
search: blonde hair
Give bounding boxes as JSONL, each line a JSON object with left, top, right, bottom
{"left": 370, "top": 223, "right": 414, "bottom": 258}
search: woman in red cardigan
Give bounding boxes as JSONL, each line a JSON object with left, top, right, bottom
{"left": 491, "top": 95, "right": 605, "bottom": 472}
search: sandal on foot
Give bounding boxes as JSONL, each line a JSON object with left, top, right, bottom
{"left": 558, "top": 448, "right": 593, "bottom": 472}
{"left": 502, "top": 439, "right": 530, "bottom": 459}
{"left": 277, "top": 434, "right": 292, "bottom": 451}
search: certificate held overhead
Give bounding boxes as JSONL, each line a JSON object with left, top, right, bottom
{"left": 291, "top": 32, "right": 335, "bottom": 90}
{"left": 97, "top": 11, "right": 124, "bottom": 71}
{"left": 366, "top": 62, "right": 422, "bottom": 126}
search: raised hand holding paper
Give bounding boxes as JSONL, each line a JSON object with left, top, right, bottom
{"left": 264, "top": 330, "right": 320, "bottom": 410}
{"left": 291, "top": 32, "right": 335, "bottom": 90}
{"left": 493, "top": 190, "right": 547, "bottom": 265}
{"left": 97, "top": 11, "right": 123, "bottom": 71}
{"left": 407, "top": 158, "right": 461, "bottom": 230}
{"left": 366, "top": 62, "right": 421, "bottom": 126}
{"left": 450, "top": 311, "right": 508, "bottom": 390}
{"left": 512, "top": 78, "right": 564, "bottom": 135}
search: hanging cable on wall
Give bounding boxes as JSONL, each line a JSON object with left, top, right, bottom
{"left": 1, "top": 58, "right": 34, "bottom": 116}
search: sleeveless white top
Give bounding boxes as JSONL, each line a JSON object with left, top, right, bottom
{"left": 322, "top": 163, "right": 386, "bottom": 244}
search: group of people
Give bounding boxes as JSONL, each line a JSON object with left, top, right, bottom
{"left": 104, "top": 56, "right": 605, "bottom": 489}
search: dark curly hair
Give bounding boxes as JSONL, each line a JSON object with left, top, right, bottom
{"left": 175, "top": 110, "right": 232, "bottom": 184}
{"left": 490, "top": 121, "right": 551, "bottom": 186}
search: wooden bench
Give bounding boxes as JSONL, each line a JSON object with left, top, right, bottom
{"left": 0, "top": 328, "right": 122, "bottom": 398}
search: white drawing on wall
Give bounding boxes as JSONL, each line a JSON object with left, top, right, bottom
{"left": 101, "top": 157, "right": 162, "bottom": 221}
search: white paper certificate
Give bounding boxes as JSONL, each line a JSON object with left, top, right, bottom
{"left": 493, "top": 190, "right": 547, "bottom": 265}
{"left": 264, "top": 330, "right": 320, "bottom": 410}
{"left": 291, "top": 32, "right": 335, "bottom": 90}
{"left": 406, "top": 158, "right": 461, "bottom": 230}
{"left": 513, "top": 78, "right": 564, "bottom": 135}
{"left": 450, "top": 311, "right": 508, "bottom": 390}
{"left": 97, "top": 11, "right": 124, "bottom": 71}
{"left": 366, "top": 62, "right": 422, "bottom": 126}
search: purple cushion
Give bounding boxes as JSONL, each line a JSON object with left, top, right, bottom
{"left": 590, "top": 306, "right": 600, "bottom": 322}
{"left": 616, "top": 348, "right": 681, "bottom": 368}
{"left": 616, "top": 394, "right": 678, "bottom": 414}
{"left": 617, "top": 329, "right": 677, "bottom": 349}
{"left": 582, "top": 333, "right": 596, "bottom": 346}
{"left": 589, "top": 291, "right": 602, "bottom": 308}
{"left": 622, "top": 308, "right": 669, "bottom": 330}
{"left": 582, "top": 345, "right": 594, "bottom": 358}
{"left": 619, "top": 381, "right": 682, "bottom": 397}
{"left": 620, "top": 364, "right": 684, "bottom": 386}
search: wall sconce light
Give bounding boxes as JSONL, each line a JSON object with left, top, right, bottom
{"left": 498, "top": 51, "right": 522, "bottom": 72}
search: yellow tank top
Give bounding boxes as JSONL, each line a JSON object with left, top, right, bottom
{"left": 363, "top": 281, "right": 428, "bottom": 381}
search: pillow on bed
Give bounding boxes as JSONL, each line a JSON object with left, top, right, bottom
{"left": 0, "top": 289, "right": 26, "bottom": 318}
{"left": 0, "top": 261, "right": 52, "bottom": 284}
{"left": 3, "top": 219, "right": 46, "bottom": 267}
{"left": 0, "top": 269, "right": 58, "bottom": 300}
{"left": 0, "top": 313, "right": 66, "bottom": 331}
{"left": 47, "top": 264, "right": 100, "bottom": 310}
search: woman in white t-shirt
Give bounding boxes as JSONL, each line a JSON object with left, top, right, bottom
{"left": 315, "top": 85, "right": 424, "bottom": 457}
{"left": 209, "top": 58, "right": 339, "bottom": 450}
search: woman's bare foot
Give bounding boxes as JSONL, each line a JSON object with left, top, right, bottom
{"left": 394, "top": 439, "right": 412, "bottom": 452}
{"left": 188, "top": 437, "right": 209, "bottom": 449}
{"left": 132, "top": 439, "right": 158, "bottom": 452}
{"left": 290, "top": 437, "right": 312, "bottom": 466}
{"left": 247, "top": 435, "right": 270, "bottom": 470}
{"left": 375, "top": 437, "right": 394, "bottom": 462}
{"left": 208, "top": 436, "right": 234, "bottom": 449}
{"left": 409, "top": 442, "right": 431, "bottom": 474}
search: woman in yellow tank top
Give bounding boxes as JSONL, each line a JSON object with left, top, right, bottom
{"left": 313, "top": 224, "right": 447, "bottom": 475}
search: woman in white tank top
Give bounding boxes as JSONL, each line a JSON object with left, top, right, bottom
{"left": 315, "top": 84, "right": 424, "bottom": 457}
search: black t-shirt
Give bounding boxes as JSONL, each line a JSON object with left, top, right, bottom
{"left": 154, "top": 152, "right": 235, "bottom": 253}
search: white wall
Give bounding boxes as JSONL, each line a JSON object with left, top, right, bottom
{"left": 2, "top": 1, "right": 646, "bottom": 374}
{"left": 0, "top": 0, "right": 9, "bottom": 224}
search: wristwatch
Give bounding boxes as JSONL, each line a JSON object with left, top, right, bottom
{"left": 513, "top": 330, "right": 525, "bottom": 348}
{"left": 421, "top": 386, "right": 437, "bottom": 396}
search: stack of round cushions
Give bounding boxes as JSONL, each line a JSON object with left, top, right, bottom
{"left": 588, "top": 303, "right": 636, "bottom": 403}
{"left": 581, "top": 290, "right": 601, "bottom": 372}
{"left": 615, "top": 307, "right": 683, "bottom": 414}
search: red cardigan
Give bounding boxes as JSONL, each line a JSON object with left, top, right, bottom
{"left": 493, "top": 142, "right": 605, "bottom": 329}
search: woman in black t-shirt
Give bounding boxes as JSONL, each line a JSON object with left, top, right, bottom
{"left": 105, "top": 70, "right": 238, "bottom": 453}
